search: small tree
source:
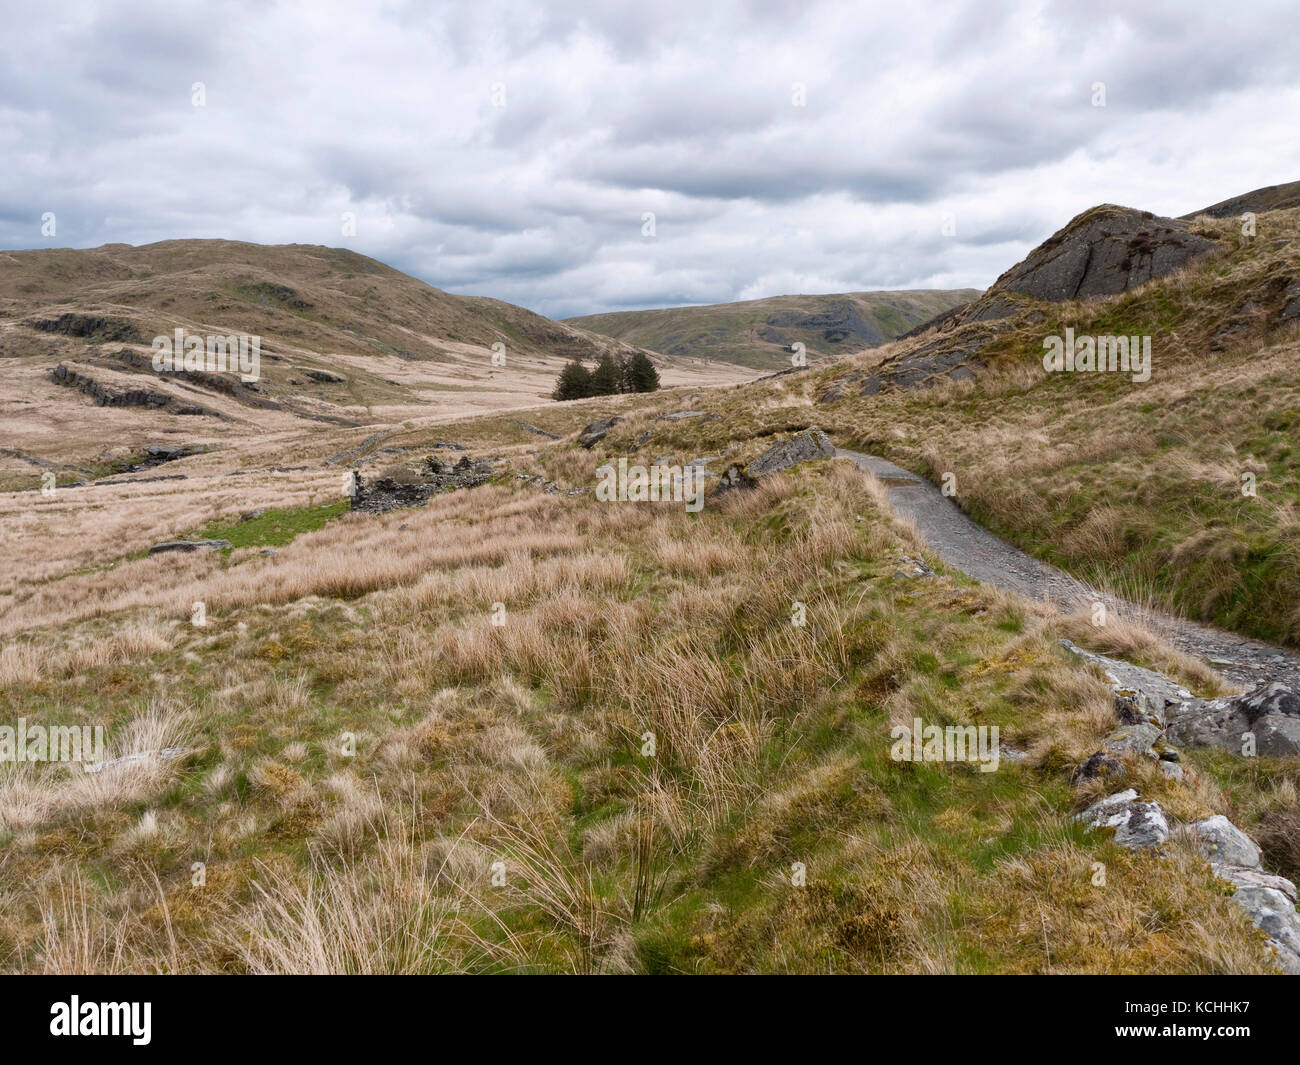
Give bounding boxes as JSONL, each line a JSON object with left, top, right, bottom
{"left": 589, "top": 352, "right": 622, "bottom": 396}
{"left": 552, "top": 358, "right": 593, "bottom": 401}
{"left": 624, "top": 351, "right": 661, "bottom": 393}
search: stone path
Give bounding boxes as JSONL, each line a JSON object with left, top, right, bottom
{"left": 835, "top": 448, "right": 1300, "bottom": 693}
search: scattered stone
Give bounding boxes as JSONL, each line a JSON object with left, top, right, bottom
{"left": 578, "top": 416, "right": 624, "bottom": 449}
{"left": 350, "top": 456, "right": 494, "bottom": 514}
{"left": 84, "top": 747, "right": 187, "bottom": 775}
{"left": 431, "top": 441, "right": 468, "bottom": 451}
{"left": 659, "top": 410, "right": 706, "bottom": 421}
{"left": 516, "top": 421, "right": 561, "bottom": 440}
{"left": 148, "top": 539, "right": 231, "bottom": 555}
{"left": 240, "top": 508, "right": 268, "bottom": 523}
{"left": 892, "top": 555, "right": 936, "bottom": 579}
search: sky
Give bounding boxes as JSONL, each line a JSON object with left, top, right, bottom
{"left": 2, "top": 0, "right": 1298, "bottom": 318}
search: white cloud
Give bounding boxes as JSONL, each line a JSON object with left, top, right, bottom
{"left": 1, "top": 0, "right": 1297, "bottom": 317}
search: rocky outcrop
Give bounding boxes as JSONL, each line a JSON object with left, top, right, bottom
{"left": 988, "top": 205, "right": 1220, "bottom": 304}
{"left": 29, "top": 313, "right": 143, "bottom": 343}
{"left": 349, "top": 454, "right": 494, "bottom": 514}
{"left": 51, "top": 363, "right": 214, "bottom": 416}
{"left": 1167, "top": 682, "right": 1300, "bottom": 756}
{"left": 1063, "top": 639, "right": 1300, "bottom": 972}
{"left": 744, "top": 426, "right": 835, "bottom": 477}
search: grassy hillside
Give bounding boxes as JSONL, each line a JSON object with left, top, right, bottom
{"left": 565, "top": 289, "right": 978, "bottom": 370}
{"left": 601, "top": 209, "right": 1300, "bottom": 648}
{"left": 0, "top": 241, "right": 755, "bottom": 483}
{"left": 0, "top": 430, "right": 1278, "bottom": 973}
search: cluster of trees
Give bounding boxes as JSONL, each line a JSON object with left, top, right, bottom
{"left": 552, "top": 351, "right": 660, "bottom": 401}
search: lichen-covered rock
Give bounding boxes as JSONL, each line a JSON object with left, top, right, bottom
{"left": 1167, "top": 682, "right": 1300, "bottom": 756}
{"left": 1229, "top": 887, "right": 1300, "bottom": 975}
{"left": 1188, "top": 815, "right": 1261, "bottom": 868}
{"left": 1074, "top": 790, "right": 1169, "bottom": 850}
{"left": 1213, "top": 864, "right": 1297, "bottom": 905}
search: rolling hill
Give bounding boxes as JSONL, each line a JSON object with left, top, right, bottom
{"left": 564, "top": 289, "right": 979, "bottom": 370}
{"left": 0, "top": 240, "right": 754, "bottom": 480}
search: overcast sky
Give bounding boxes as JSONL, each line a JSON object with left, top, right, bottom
{"left": 2, "top": 0, "right": 1298, "bottom": 318}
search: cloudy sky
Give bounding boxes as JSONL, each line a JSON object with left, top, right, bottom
{"left": 2, "top": 0, "right": 1298, "bottom": 318}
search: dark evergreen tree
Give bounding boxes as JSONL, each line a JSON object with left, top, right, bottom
{"left": 624, "top": 351, "right": 661, "bottom": 393}
{"left": 589, "top": 352, "right": 622, "bottom": 396}
{"left": 552, "top": 358, "right": 594, "bottom": 401}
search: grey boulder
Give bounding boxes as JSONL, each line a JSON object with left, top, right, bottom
{"left": 1167, "top": 682, "right": 1300, "bottom": 756}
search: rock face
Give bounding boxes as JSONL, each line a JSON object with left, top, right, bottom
{"left": 349, "top": 454, "right": 493, "bottom": 514}
{"left": 578, "top": 416, "right": 624, "bottom": 449}
{"left": 50, "top": 364, "right": 214, "bottom": 416}
{"left": 817, "top": 202, "right": 1222, "bottom": 400}
{"left": 149, "top": 539, "right": 231, "bottom": 554}
{"left": 988, "top": 205, "right": 1219, "bottom": 303}
{"left": 1167, "top": 682, "right": 1300, "bottom": 756}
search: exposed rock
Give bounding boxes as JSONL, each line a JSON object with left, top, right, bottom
{"left": 325, "top": 430, "right": 393, "bottom": 466}
{"left": 349, "top": 455, "right": 493, "bottom": 514}
{"left": 28, "top": 312, "right": 143, "bottom": 343}
{"left": 743, "top": 426, "right": 835, "bottom": 478}
{"left": 1075, "top": 750, "right": 1126, "bottom": 782}
{"left": 50, "top": 364, "right": 216, "bottom": 416}
{"left": 431, "top": 441, "right": 468, "bottom": 451}
{"left": 1188, "top": 815, "right": 1261, "bottom": 868}
{"left": 1074, "top": 790, "right": 1170, "bottom": 850}
{"left": 892, "top": 555, "right": 935, "bottom": 579}
{"left": 1213, "top": 864, "right": 1298, "bottom": 905}
{"left": 148, "top": 539, "right": 231, "bottom": 554}
{"left": 659, "top": 410, "right": 707, "bottom": 421}
{"left": 988, "top": 205, "right": 1219, "bottom": 303}
{"left": 1167, "top": 682, "right": 1300, "bottom": 756}
{"left": 516, "top": 421, "right": 561, "bottom": 440}
{"left": 578, "top": 416, "right": 623, "bottom": 449}
{"left": 303, "top": 368, "right": 346, "bottom": 383}
{"left": 84, "top": 747, "right": 187, "bottom": 775}
{"left": 1103, "top": 722, "right": 1163, "bottom": 757}
{"left": 1229, "top": 887, "right": 1300, "bottom": 974}
{"left": 1059, "top": 640, "right": 1194, "bottom": 728}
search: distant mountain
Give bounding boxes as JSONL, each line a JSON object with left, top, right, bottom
{"left": 564, "top": 289, "right": 980, "bottom": 371}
